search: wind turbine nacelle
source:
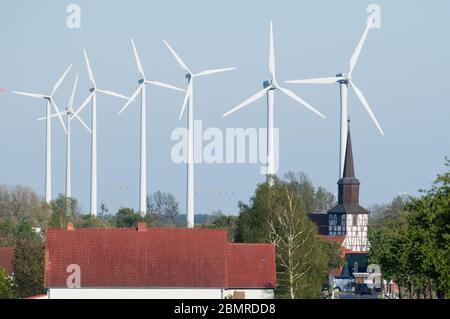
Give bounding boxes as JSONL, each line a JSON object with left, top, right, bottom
{"left": 185, "top": 74, "right": 192, "bottom": 80}
{"left": 336, "top": 73, "right": 349, "bottom": 84}
{"left": 89, "top": 87, "right": 95, "bottom": 93}
{"left": 263, "top": 80, "right": 271, "bottom": 89}
{"left": 138, "top": 79, "right": 145, "bottom": 84}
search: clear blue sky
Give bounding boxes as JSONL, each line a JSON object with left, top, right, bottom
{"left": 1, "top": 0, "right": 449, "bottom": 214}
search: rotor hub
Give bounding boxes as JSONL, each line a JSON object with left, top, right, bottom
{"left": 264, "top": 80, "right": 276, "bottom": 89}
{"left": 337, "top": 73, "right": 350, "bottom": 84}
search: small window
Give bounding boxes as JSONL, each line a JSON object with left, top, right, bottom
{"left": 353, "top": 215, "right": 358, "bottom": 226}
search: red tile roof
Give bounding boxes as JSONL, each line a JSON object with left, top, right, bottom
{"left": 227, "top": 244, "right": 276, "bottom": 289}
{"left": 44, "top": 226, "right": 276, "bottom": 289}
{"left": 320, "top": 236, "right": 345, "bottom": 245}
{"left": 0, "top": 247, "right": 15, "bottom": 275}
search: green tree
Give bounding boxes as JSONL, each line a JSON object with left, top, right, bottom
{"left": 369, "top": 158, "right": 450, "bottom": 299}
{"left": 206, "top": 212, "right": 238, "bottom": 242}
{"left": 116, "top": 208, "right": 143, "bottom": 228}
{"left": 314, "top": 186, "right": 336, "bottom": 212}
{"left": 0, "top": 267, "right": 17, "bottom": 299}
{"left": 99, "top": 201, "right": 109, "bottom": 218}
{"left": 0, "top": 185, "right": 49, "bottom": 246}
{"left": 369, "top": 195, "right": 409, "bottom": 229}
{"left": 235, "top": 181, "right": 273, "bottom": 243}
{"left": 147, "top": 191, "right": 179, "bottom": 225}
{"left": 74, "top": 214, "right": 112, "bottom": 228}
{"left": 12, "top": 221, "right": 44, "bottom": 298}
{"left": 284, "top": 172, "right": 335, "bottom": 213}
{"left": 321, "top": 239, "right": 344, "bottom": 269}
{"left": 236, "top": 176, "right": 330, "bottom": 298}
{"left": 49, "top": 194, "right": 80, "bottom": 228}
{"left": 369, "top": 215, "right": 411, "bottom": 298}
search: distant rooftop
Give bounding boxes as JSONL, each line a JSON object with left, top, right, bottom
{"left": 0, "top": 247, "right": 14, "bottom": 276}
{"left": 44, "top": 223, "right": 276, "bottom": 289}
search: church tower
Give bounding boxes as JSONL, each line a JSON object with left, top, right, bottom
{"left": 327, "top": 126, "right": 369, "bottom": 252}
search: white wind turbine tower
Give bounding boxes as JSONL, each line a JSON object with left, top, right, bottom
{"left": 37, "top": 74, "right": 92, "bottom": 199}
{"left": 72, "top": 49, "right": 131, "bottom": 216}
{"left": 13, "top": 65, "right": 72, "bottom": 203}
{"left": 223, "top": 22, "right": 325, "bottom": 177}
{"left": 286, "top": 17, "right": 383, "bottom": 178}
{"left": 163, "top": 39, "right": 235, "bottom": 228}
{"left": 119, "top": 39, "right": 185, "bottom": 216}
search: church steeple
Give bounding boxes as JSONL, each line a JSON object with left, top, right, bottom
{"left": 337, "top": 126, "right": 361, "bottom": 206}
{"left": 343, "top": 129, "right": 355, "bottom": 178}
{"left": 328, "top": 124, "right": 368, "bottom": 212}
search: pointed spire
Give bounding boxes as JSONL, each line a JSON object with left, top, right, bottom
{"left": 343, "top": 125, "right": 355, "bottom": 178}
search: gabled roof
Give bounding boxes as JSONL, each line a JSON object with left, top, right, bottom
{"left": 44, "top": 225, "right": 276, "bottom": 289}
{"left": 0, "top": 247, "right": 15, "bottom": 275}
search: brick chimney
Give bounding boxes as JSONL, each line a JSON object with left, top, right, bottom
{"left": 137, "top": 222, "right": 147, "bottom": 232}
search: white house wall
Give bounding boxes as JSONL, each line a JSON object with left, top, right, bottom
{"left": 47, "top": 288, "right": 274, "bottom": 299}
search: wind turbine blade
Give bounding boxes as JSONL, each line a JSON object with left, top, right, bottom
{"left": 73, "top": 93, "right": 93, "bottom": 118}
{"left": 83, "top": 49, "right": 96, "bottom": 86}
{"left": 131, "top": 38, "right": 145, "bottom": 78}
{"left": 119, "top": 85, "right": 142, "bottom": 115}
{"left": 223, "top": 87, "right": 269, "bottom": 118}
{"left": 50, "top": 99, "right": 68, "bottom": 134}
{"left": 36, "top": 113, "right": 64, "bottom": 121}
{"left": 146, "top": 81, "right": 185, "bottom": 92}
{"left": 269, "top": 21, "right": 276, "bottom": 79}
{"left": 97, "top": 89, "right": 130, "bottom": 100}
{"left": 179, "top": 82, "right": 192, "bottom": 121}
{"left": 73, "top": 113, "right": 92, "bottom": 134}
{"left": 285, "top": 77, "right": 341, "bottom": 84}
{"left": 12, "top": 91, "right": 47, "bottom": 99}
{"left": 68, "top": 74, "right": 79, "bottom": 109}
{"left": 162, "top": 39, "right": 191, "bottom": 74}
{"left": 194, "top": 68, "right": 236, "bottom": 77}
{"left": 51, "top": 64, "right": 72, "bottom": 96}
{"left": 349, "top": 81, "right": 384, "bottom": 135}
{"left": 278, "top": 86, "right": 326, "bottom": 119}
{"left": 349, "top": 17, "right": 374, "bottom": 76}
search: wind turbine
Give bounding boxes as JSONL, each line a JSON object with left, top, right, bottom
{"left": 37, "top": 74, "right": 92, "bottom": 199}
{"left": 119, "top": 38, "right": 185, "bottom": 216}
{"left": 72, "top": 49, "right": 131, "bottom": 216}
{"left": 163, "top": 39, "right": 235, "bottom": 228}
{"left": 286, "top": 17, "right": 383, "bottom": 178}
{"left": 223, "top": 22, "right": 325, "bottom": 177}
{"left": 13, "top": 65, "right": 72, "bottom": 203}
